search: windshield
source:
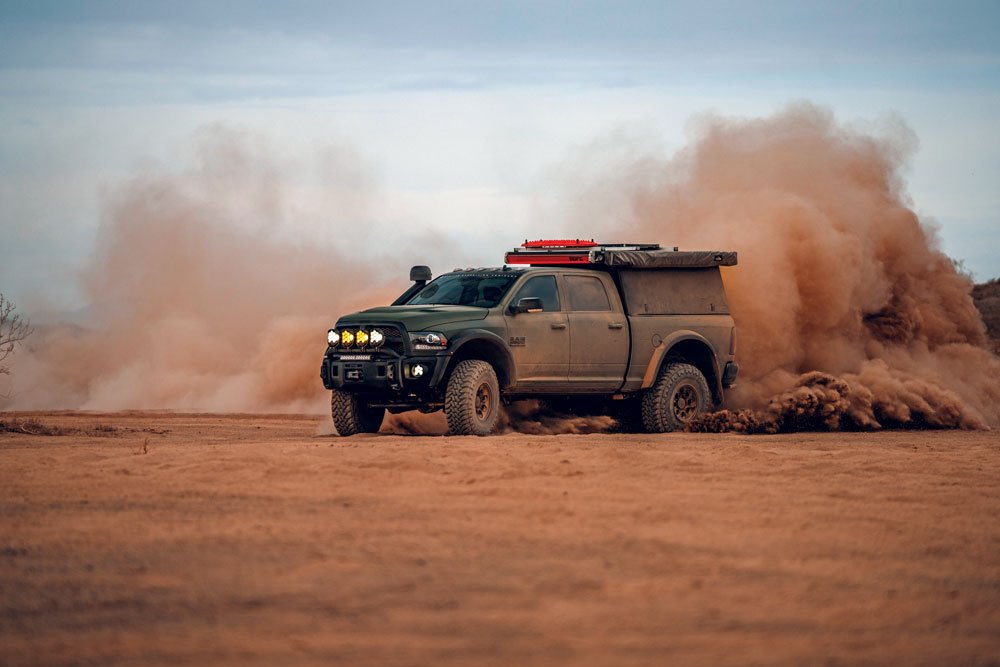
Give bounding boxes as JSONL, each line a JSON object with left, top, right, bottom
{"left": 406, "top": 273, "right": 519, "bottom": 308}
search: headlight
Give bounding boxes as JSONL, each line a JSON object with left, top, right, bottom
{"left": 356, "top": 329, "right": 370, "bottom": 347}
{"left": 410, "top": 332, "right": 448, "bottom": 350}
{"left": 340, "top": 330, "right": 355, "bottom": 347}
{"left": 369, "top": 328, "right": 384, "bottom": 346}
{"left": 327, "top": 329, "right": 338, "bottom": 346}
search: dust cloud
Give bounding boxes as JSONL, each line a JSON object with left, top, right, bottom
{"left": 498, "top": 400, "right": 615, "bottom": 435}
{"left": 5, "top": 128, "right": 397, "bottom": 413}
{"left": 7, "top": 105, "right": 998, "bottom": 434}
{"left": 560, "top": 102, "right": 998, "bottom": 431}
{"left": 382, "top": 410, "right": 449, "bottom": 436}
{"left": 380, "top": 401, "right": 613, "bottom": 436}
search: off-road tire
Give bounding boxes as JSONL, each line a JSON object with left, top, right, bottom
{"left": 445, "top": 359, "right": 500, "bottom": 436}
{"left": 641, "top": 362, "right": 711, "bottom": 433}
{"left": 331, "top": 389, "right": 385, "bottom": 436}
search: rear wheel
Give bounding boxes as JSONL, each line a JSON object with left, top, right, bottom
{"left": 445, "top": 359, "right": 500, "bottom": 436}
{"left": 331, "top": 389, "right": 385, "bottom": 435}
{"left": 641, "top": 362, "right": 711, "bottom": 432}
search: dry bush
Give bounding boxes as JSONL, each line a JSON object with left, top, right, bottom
{"left": 0, "top": 418, "right": 126, "bottom": 437}
{"left": 0, "top": 418, "right": 73, "bottom": 436}
{"left": 1, "top": 294, "right": 33, "bottom": 376}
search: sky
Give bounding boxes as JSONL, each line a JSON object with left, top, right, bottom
{"left": 1, "top": 0, "right": 998, "bottom": 316}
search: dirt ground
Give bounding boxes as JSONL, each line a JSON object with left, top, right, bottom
{"left": 1, "top": 412, "right": 999, "bottom": 667}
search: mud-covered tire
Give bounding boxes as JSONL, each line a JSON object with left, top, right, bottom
{"left": 445, "top": 359, "right": 500, "bottom": 436}
{"left": 331, "top": 389, "right": 385, "bottom": 436}
{"left": 641, "top": 362, "right": 712, "bottom": 433}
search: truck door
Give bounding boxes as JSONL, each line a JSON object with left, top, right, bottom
{"left": 564, "top": 273, "right": 629, "bottom": 389}
{"left": 503, "top": 274, "right": 569, "bottom": 389}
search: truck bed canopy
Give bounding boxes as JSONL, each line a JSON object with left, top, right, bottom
{"left": 618, "top": 268, "right": 730, "bottom": 315}
{"left": 596, "top": 249, "right": 737, "bottom": 268}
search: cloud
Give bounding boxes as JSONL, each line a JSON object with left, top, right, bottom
{"left": 1, "top": 2, "right": 997, "bottom": 318}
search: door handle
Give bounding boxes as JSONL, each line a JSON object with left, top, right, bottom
{"left": 551, "top": 323, "right": 567, "bottom": 330}
{"left": 609, "top": 323, "right": 624, "bottom": 329}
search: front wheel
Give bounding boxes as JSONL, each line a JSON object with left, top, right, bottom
{"left": 331, "top": 389, "right": 385, "bottom": 436}
{"left": 641, "top": 362, "right": 712, "bottom": 432}
{"left": 445, "top": 360, "right": 500, "bottom": 436}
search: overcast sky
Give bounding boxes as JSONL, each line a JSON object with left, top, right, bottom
{"left": 1, "top": 0, "right": 998, "bottom": 313}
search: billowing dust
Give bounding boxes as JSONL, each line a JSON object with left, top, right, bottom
{"left": 5, "top": 129, "right": 399, "bottom": 414}
{"left": 560, "top": 102, "right": 998, "bottom": 431}
{"left": 5, "top": 104, "right": 998, "bottom": 433}
{"left": 380, "top": 401, "right": 612, "bottom": 436}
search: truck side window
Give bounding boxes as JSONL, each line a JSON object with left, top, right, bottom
{"left": 511, "top": 275, "right": 560, "bottom": 311}
{"left": 565, "top": 275, "right": 612, "bottom": 311}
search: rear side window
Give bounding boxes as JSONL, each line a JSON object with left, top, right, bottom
{"left": 511, "top": 275, "right": 560, "bottom": 311}
{"left": 564, "top": 275, "right": 612, "bottom": 311}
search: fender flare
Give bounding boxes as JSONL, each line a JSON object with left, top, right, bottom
{"left": 640, "top": 330, "right": 723, "bottom": 400}
{"left": 442, "top": 329, "right": 517, "bottom": 389}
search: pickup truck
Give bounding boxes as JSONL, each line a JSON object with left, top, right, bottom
{"left": 320, "top": 240, "right": 738, "bottom": 435}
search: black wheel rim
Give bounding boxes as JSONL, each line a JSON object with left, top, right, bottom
{"left": 672, "top": 383, "right": 699, "bottom": 422}
{"left": 475, "top": 383, "right": 492, "bottom": 421}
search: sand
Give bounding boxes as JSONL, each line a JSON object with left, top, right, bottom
{"left": 1, "top": 411, "right": 999, "bottom": 666}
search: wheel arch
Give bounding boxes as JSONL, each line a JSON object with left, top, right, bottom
{"left": 443, "top": 331, "right": 516, "bottom": 390}
{"left": 646, "top": 331, "right": 724, "bottom": 406}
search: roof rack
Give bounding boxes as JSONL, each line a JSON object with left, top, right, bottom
{"left": 505, "top": 240, "right": 662, "bottom": 265}
{"left": 504, "top": 240, "right": 737, "bottom": 268}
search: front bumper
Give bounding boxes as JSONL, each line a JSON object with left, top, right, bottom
{"left": 320, "top": 350, "right": 451, "bottom": 395}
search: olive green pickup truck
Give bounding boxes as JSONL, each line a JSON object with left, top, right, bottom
{"left": 321, "top": 241, "right": 738, "bottom": 435}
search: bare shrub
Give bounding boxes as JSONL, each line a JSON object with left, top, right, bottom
{"left": 0, "top": 418, "right": 128, "bottom": 437}
{"left": 0, "top": 418, "right": 72, "bottom": 436}
{"left": 0, "top": 294, "right": 32, "bottom": 376}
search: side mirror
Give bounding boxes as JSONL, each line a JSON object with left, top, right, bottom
{"left": 409, "top": 265, "right": 432, "bottom": 283}
{"left": 509, "top": 297, "right": 543, "bottom": 314}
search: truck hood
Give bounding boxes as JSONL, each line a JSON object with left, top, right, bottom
{"left": 336, "top": 305, "right": 489, "bottom": 330}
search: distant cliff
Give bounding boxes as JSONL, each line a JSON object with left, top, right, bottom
{"left": 973, "top": 278, "right": 1000, "bottom": 354}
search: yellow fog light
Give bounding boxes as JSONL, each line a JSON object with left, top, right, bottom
{"left": 356, "top": 329, "right": 370, "bottom": 347}
{"left": 341, "top": 330, "right": 354, "bottom": 347}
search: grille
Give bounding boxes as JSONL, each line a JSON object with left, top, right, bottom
{"left": 382, "top": 339, "right": 405, "bottom": 354}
